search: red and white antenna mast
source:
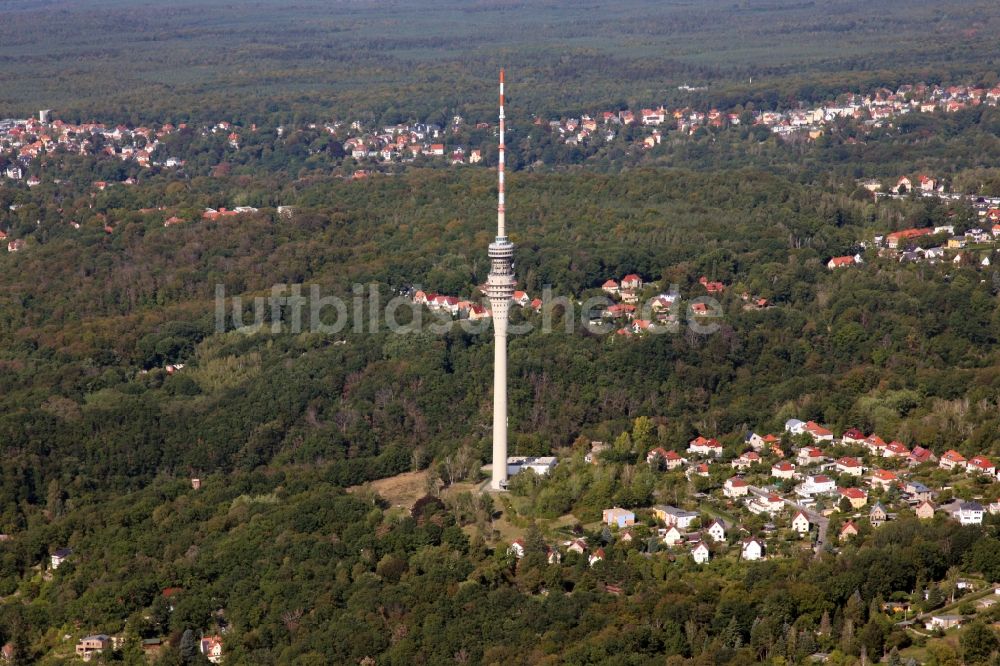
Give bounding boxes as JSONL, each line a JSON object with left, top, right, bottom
{"left": 488, "top": 69, "right": 516, "bottom": 491}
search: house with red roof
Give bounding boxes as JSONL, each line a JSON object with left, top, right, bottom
{"left": 886, "top": 227, "right": 934, "bottom": 249}
{"left": 732, "top": 450, "right": 761, "bottom": 470}
{"left": 939, "top": 449, "right": 967, "bottom": 471}
{"left": 724, "top": 476, "right": 750, "bottom": 498}
{"left": 605, "top": 303, "right": 636, "bottom": 319}
{"left": 797, "top": 446, "right": 825, "bottom": 466}
{"left": 827, "top": 255, "right": 862, "bottom": 270}
{"left": 908, "top": 446, "right": 937, "bottom": 466}
{"left": 803, "top": 421, "right": 834, "bottom": 442}
{"left": 864, "top": 435, "right": 887, "bottom": 455}
{"left": 835, "top": 456, "right": 864, "bottom": 476}
{"left": 883, "top": 441, "right": 910, "bottom": 458}
{"left": 689, "top": 462, "right": 711, "bottom": 478}
{"left": 839, "top": 487, "right": 868, "bottom": 508}
{"left": 647, "top": 448, "right": 685, "bottom": 470}
{"left": 967, "top": 456, "right": 996, "bottom": 476}
{"left": 771, "top": 461, "right": 797, "bottom": 479}
{"left": 602, "top": 278, "right": 620, "bottom": 294}
{"left": 840, "top": 521, "right": 859, "bottom": 541}
{"left": 841, "top": 428, "right": 866, "bottom": 445}
{"left": 200, "top": 636, "right": 223, "bottom": 664}
{"left": 868, "top": 469, "right": 898, "bottom": 491}
{"left": 688, "top": 436, "right": 723, "bottom": 457}
{"left": 698, "top": 276, "right": 725, "bottom": 293}
{"left": 621, "top": 274, "right": 643, "bottom": 290}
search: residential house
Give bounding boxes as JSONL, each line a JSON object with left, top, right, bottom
{"left": 840, "top": 521, "right": 859, "bottom": 542}
{"left": 868, "top": 469, "right": 898, "bottom": 491}
{"left": 741, "top": 538, "right": 765, "bottom": 561}
{"left": 732, "top": 451, "right": 761, "bottom": 470}
{"left": 602, "top": 279, "right": 620, "bottom": 295}
{"left": 905, "top": 481, "right": 934, "bottom": 502}
{"left": 566, "top": 539, "right": 587, "bottom": 555}
{"left": 915, "top": 500, "right": 936, "bottom": 520}
{"left": 883, "top": 441, "right": 911, "bottom": 458}
{"left": 662, "top": 525, "right": 684, "bottom": 546}
{"left": 835, "top": 457, "right": 864, "bottom": 476}
{"left": 797, "top": 447, "right": 825, "bottom": 466}
{"left": 691, "top": 541, "right": 711, "bottom": 564}
{"left": 646, "top": 447, "right": 670, "bottom": 465}
{"left": 698, "top": 276, "right": 725, "bottom": 293}
{"left": 967, "top": 456, "right": 996, "bottom": 476}
{"left": 647, "top": 448, "right": 685, "bottom": 470}
{"left": 706, "top": 519, "right": 726, "bottom": 543}
{"left": 724, "top": 476, "right": 750, "bottom": 498}
{"left": 51, "top": 547, "right": 72, "bottom": 570}
{"left": 688, "top": 436, "right": 723, "bottom": 457}
{"left": 76, "top": 635, "right": 111, "bottom": 661}
{"left": 803, "top": 421, "right": 834, "bottom": 443}
{"left": 602, "top": 507, "right": 636, "bottom": 528}
{"left": 745, "top": 432, "right": 766, "bottom": 451}
{"left": 869, "top": 502, "right": 889, "bottom": 527}
{"left": 747, "top": 494, "right": 785, "bottom": 516}
{"left": 588, "top": 548, "right": 605, "bottom": 567}
{"left": 201, "top": 635, "right": 223, "bottom": 664}
{"left": 909, "top": 446, "right": 937, "bottom": 466}
{"left": 939, "top": 449, "right": 967, "bottom": 471}
{"left": 585, "top": 441, "right": 608, "bottom": 465}
{"left": 688, "top": 462, "right": 711, "bottom": 478}
{"left": 827, "top": 255, "right": 862, "bottom": 269}
{"left": 791, "top": 511, "right": 811, "bottom": 535}
{"left": 784, "top": 419, "right": 806, "bottom": 435}
{"left": 620, "top": 274, "right": 643, "bottom": 290}
{"left": 839, "top": 487, "right": 868, "bottom": 509}
{"left": 796, "top": 474, "right": 837, "bottom": 497}
{"left": 864, "top": 435, "right": 887, "bottom": 456}
{"left": 925, "top": 615, "right": 963, "bottom": 631}
{"left": 951, "top": 501, "right": 984, "bottom": 526}
{"left": 841, "top": 428, "right": 866, "bottom": 445}
{"left": 653, "top": 505, "right": 699, "bottom": 529}
{"left": 772, "top": 461, "right": 797, "bottom": 479}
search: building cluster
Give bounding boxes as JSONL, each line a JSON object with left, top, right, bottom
{"left": 341, "top": 117, "right": 485, "bottom": 165}
{"left": 561, "top": 418, "right": 1000, "bottom": 569}
{"left": 5, "top": 80, "right": 999, "bottom": 183}
{"left": 865, "top": 187, "right": 1000, "bottom": 266}
{"left": 72, "top": 632, "right": 222, "bottom": 663}
{"left": 43, "top": 545, "right": 225, "bottom": 662}
{"left": 542, "top": 82, "right": 1000, "bottom": 149}
{"left": 410, "top": 286, "right": 537, "bottom": 320}
{"left": 0, "top": 111, "right": 191, "bottom": 181}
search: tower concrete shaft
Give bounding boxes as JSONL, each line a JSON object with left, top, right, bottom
{"left": 488, "top": 69, "right": 515, "bottom": 490}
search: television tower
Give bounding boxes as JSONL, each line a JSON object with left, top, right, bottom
{"left": 488, "top": 69, "right": 515, "bottom": 491}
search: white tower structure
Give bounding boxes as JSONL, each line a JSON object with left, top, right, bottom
{"left": 488, "top": 69, "right": 516, "bottom": 491}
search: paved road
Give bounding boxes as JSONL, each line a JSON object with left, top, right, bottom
{"left": 748, "top": 485, "right": 830, "bottom": 556}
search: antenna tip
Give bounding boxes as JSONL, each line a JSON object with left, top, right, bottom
{"left": 500, "top": 69, "right": 505, "bottom": 83}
